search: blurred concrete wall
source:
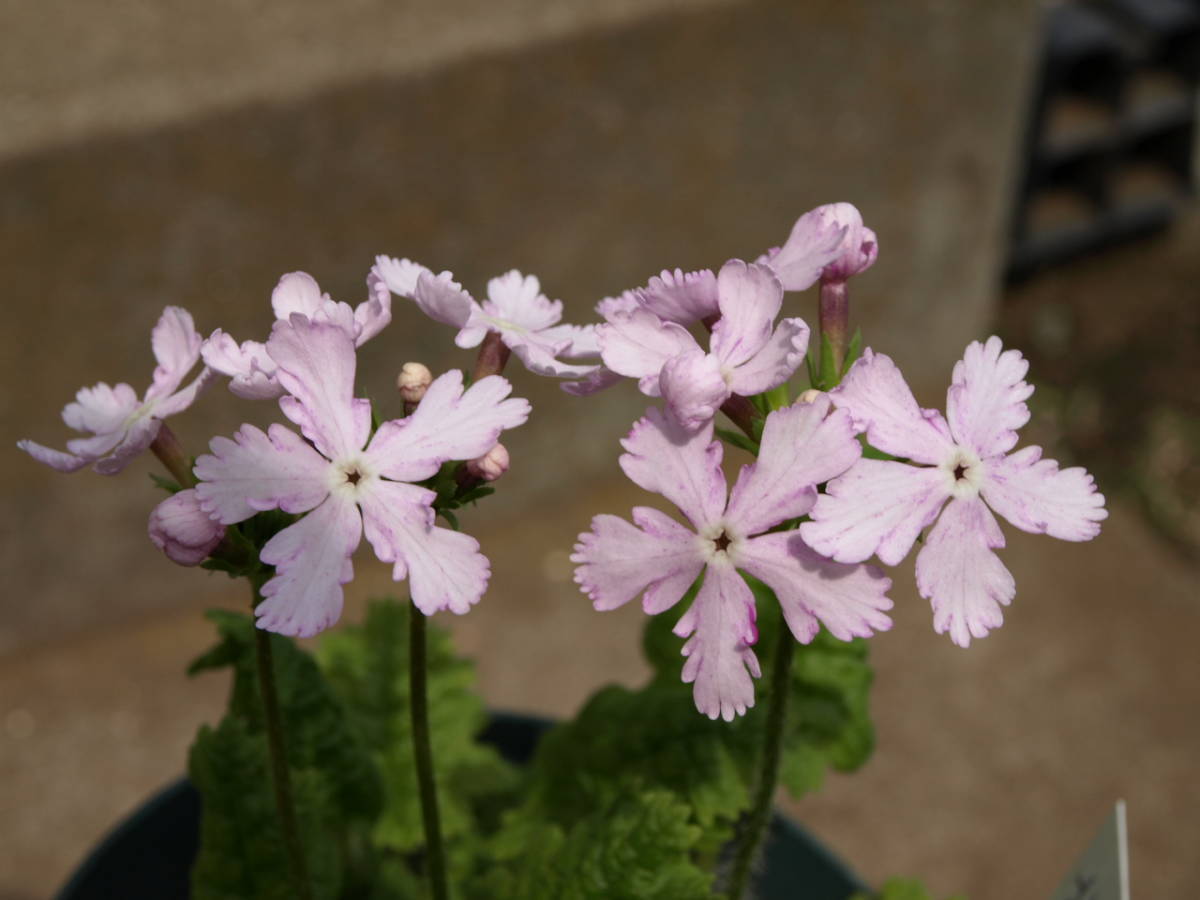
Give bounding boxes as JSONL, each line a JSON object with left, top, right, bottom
{"left": 2, "top": 0, "right": 1038, "bottom": 653}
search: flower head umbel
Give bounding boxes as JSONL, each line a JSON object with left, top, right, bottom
{"left": 194, "top": 315, "right": 530, "bottom": 636}
{"left": 572, "top": 397, "right": 893, "bottom": 720}
{"left": 19, "top": 307, "right": 212, "bottom": 474}
{"left": 202, "top": 271, "right": 392, "bottom": 400}
{"left": 372, "top": 257, "right": 599, "bottom": 379}
{"left": 595, "top": 260, "right": 809, "bottom": 430}
{"left": 800, "top": 337, "right": 1107, "bottom": 647}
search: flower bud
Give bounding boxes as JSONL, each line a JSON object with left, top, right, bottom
{"left": 466, "top": 443, "right": 510, "bottom": 483}
{"left": 148, "top": 489, "right": 225, "bottom": 566}
{"left": 796, "top": 388, "right": 822, "bottom": 405}
{"left": 396, "top": 362, "right": 433, "bottom": 404}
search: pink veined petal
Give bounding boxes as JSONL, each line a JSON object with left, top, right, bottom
{"left": 725, "top": 317, "right": 810, "bottom": 398}
{"left": 146, "top": 307, "right": 203, "bottom": 402}
{"left": 64, "top": 427, "right": 129, "bottom": 460}
{"left": 596, "top": 290, "right": 642, "bottom": 320}
{"left": 357, "top": 480, "right": 491, "bottom": 615}
{"left": 485, "top": 270, "right": 562, "bottom": 332}
{"left": 414, "top": 269, "right": 478, "bottom": 329}
{"left": 193, "top": 422, "right": 332, "bottom": 524}
{"left": 202, "top": 333, "right": 284, "bottom": 399}
{"left": 946, "top": 336, "right": 1034, "bottom": 458}
{"left": 737, "top": 531, "right": 893, "bottom": 643}
{"left": 823, "top": 222, "right": 878, "bottom": 282}
{"left": 257, "top": 493, "right": 362, "bottom": 638}
{"left": 268, "top": 316, "right": 371, "bottom": 460}
{"left": 637, "top": 268, "right": 720, "bottom": 325}
{"left": 675, "top": 561, "right": 761, "bottom": 721}
{"left": 659, "top": 350, "right": 729, "bottom": 431}
{"left": 92, "top": 416, "right": 164, "bottom": 475}
{"left": 710, "top": 260, "right": 784, "bottom": 369}
{"left": 571, "top": 507, "right": 707, "bottom": 614}
{"left": 539, "top": 323, "right": 600, "bottom": 358}
{"left": 270, "top": 271, "right": 329, "bottom": 321}
{"left": 619, "top": 407, "right": 728, "bottom": 530}
{"left": 725, "top": 396, "right": 861, "bottom": 537}
{"left": 502, "top": 331, "right": 602, "bottom": 378}
{"left": 372, "top": 255, "right": 431, "bottom": 297}
{"left": 801, "top": 459, "right": 950, "bottom": 565}
{"left": 16, "top": 440, "right": 89, "bottom": 473}
{"left": 61, "top": 382, "right": 140, "bottom": 435}
{"left": 148, "top": 488, "right": 225, "bottom": 566}
{"left": 596, "top": 308, "right": 699, "bottom": 395}
{"left": 981, "top": 445, "right": 1107, "bottom": 541}
{"left": 916, "top": 496, "right": 1014, "bottom": 648}
{"left": 353, "top": 275, "right": 392, "bottom": 345}
{"left": 154, "top": 367, "right": 217, "bottom": 419}
{"left": 560, "top": 365, "right": 623, "bottom": 397}
{"left": 365, "top": 371, "right": 531, "bottom": 482}
{"left": 831, "top": 349, "right": 955, "bottom": 464}
{"left": 766, "top": 204, "right": 855, "bottom": 291}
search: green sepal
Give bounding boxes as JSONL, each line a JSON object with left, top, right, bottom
{"left": 762, "top": 383, "right": 790, "bottom": 411}
{"left": 149, "top": 472, "right": 182, "bottom": 494}
{"left": 818, "top": 333, "right": 838, "bottom": 391}
{"left": 715, "top": 426, "right": 760, "bottom": 455}
{"left": 842, "top": 327, "right": 864, "bottom": 376}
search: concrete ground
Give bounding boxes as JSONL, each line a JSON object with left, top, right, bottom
{"left": 4, "top": 2, "right": 1199, "bottom": 899}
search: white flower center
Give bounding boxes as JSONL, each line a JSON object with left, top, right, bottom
{"left": 941, "top": 446, "right": 985, "bottom": 499}
{"left": 698, "top": 521, "right": 744, "bottom": 564}
{"left": 328, "top": 456, "right": 377, "bottom": 498}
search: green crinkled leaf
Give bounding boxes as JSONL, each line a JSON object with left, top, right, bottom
{"left": 471, "top": 782, "right": 712, "bottom": 900}
{"left": 189, "top": 610, "right": 383, "bottom": 824}
{"left": 188, "top": 716, "right": 342, "bottom": 900}
{"left": 316, "top": 598, "right": 519, "bottom": 853}
{"left": 850, "top": 876, "right": 968, "bottom": 900}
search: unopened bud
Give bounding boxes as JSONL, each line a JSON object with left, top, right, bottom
{"left": 148, "top": 489, "right": 225, "bottom": 566}
{"left": 397, "top": 362, "right": 433, "bottom": 404}
{"left": 467, "top": 443, "right": 510, "bottom": 482}
{"left": 796, "top": 389, "right": 822, "bottom": 405}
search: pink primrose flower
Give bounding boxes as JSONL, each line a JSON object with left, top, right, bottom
{"left": 202, "top": 271, "right": 391, "bottom": 400}
{"left": 595, "top": 259, "right": 809, "bottom": 430}
{"left": 194, "top": 315, "right": 530, "bottom": 637}
{"left": 800, "top": 337, "right": 1107, "bottom": 647}
{"left": 759, "top": 202, "right": 878, "bottom": 290}
{"left": 148, "top": 488, "right": 226, "bottom": 566}
{"left": 572, "top": 396, "right": 893, "bottom": 720}
{"left": 19, "top": 307, "right": 212, "bottom": 474}
{"left": 371, "top": 256, "right": 599, "bottom": 379}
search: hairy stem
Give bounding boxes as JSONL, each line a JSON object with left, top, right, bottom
{"left": 725, "top": 623, "right": 795, "bottom": 900}
{"left": 818, "top": 279, "right": 849, "bottom": 381}
{"left": 149, "top": 423, "right": 194, "bottom": 487}
{"left": 250, "top": 577, "right": 313, "bottom": 900}
{"left": 410, "top": 604, "right": 449, "bottom": 900}
{"left": 472, "top": 330, "right": 511, "bottom": 382}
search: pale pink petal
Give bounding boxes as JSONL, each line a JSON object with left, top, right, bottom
{"left": 571, "top": 507, "right": 706, "bottom": 613}
{"left": 16, "top": 440, "right": 89, "bottom": 473}
{"left": 372, "top": 255, "right": 431, "bottom": 297}
{"left": 917, "top": 496, "right": 1014, "bottom": 647}
{"left": 738, "top": 531, "right": 892, "bottom": 643}
{"left": 675, "top": 561, "right": 761, "bottom": 721}
{"left": 193, "top": 423, "right": 331, "bottom": 524}
{"left": 201, "top": 333, "right": 284, "bottom": 400}
{"left": 765, "top": 204, "right": 854, "bottom": 291}
{"left": 270, "top": 272, "right": 329, "bottom": 321}
{"left": 145, "top": 307, "right": 203, "bottom": 402}
{"left": 560, "top": 365, "right": 623, "bottom": 397}
{"left": 257, "top": 493, "right": 362, "bottom": 637}
{"left": 91, "top": 416, "right": 163, "bottom": 475}
{"left": 353, "top": 274, "right": 392, "bottom": 345}
{"left": 596, "top": 309, "right": 699, "bottom": 395}
{"left": 659, "top": 350, "right": 729, "bottom": 431}
{"left": 824, "top": 224, "right": 878, "bottom": 282}
{"left": 801, "top": 459, "right": 950, "bottom": 565}
{"left": 413, "top": 270, "right": 478, "bottom": 330}
{"left": 485, "top": 271, "right": 562, "bottom": 332}
{"left": 831, "top": 349, "right": 955, "bottom": 464}
{"left": 64, "top": 428, "right": 127, "bottom": 460}
{"left": 637, "top": 268, "right": 719, "bottom": 325}
{"left": 357, "top": 480, "right": 490, "bottom": 615}
{"left": 148, "top": 488, "right": 226, "bottom": 566}
{"left": 946, "top": 336, "right": 1034, "bottom": 458}
{"left": 710, "top": 260, "right": 783, "bottom": 369}
{"left": 595, "top": 290, "right": 641, "bottom": 320}
{"left": 364, "top": 371, "right": 530, "bottom": 482}
{"left": 725, "top": 396, "right": 860, "bottom": 536}
{"left": 981, "top": 446, "right": 1107, "bottom": 541}
{"left": 725, "top": 317, "right": 810, "bottom": 398}
{"left": 268, "top": 317, "right": 371, "bottom": 460}
{"left": 618, "top": 407, "right": 727, "bottom": 530}
{"left": 503, "top": 332, "right": 602, "bottom": 378}
{"left": 153, "top": 367, "right": 217, "bottom": 419}
{"left": 537, "top": 323, "right": 600, "bottom": 358}
{"left": 61, "top": 383, "right": 140, "bottom": 435}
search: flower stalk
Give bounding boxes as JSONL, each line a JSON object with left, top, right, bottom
{"left": 410, "top": 603, "right": 449, "bottom": 900}
{"left": 818, "top": 278, "right": 849, "bottom": 381}
{"left": 149, "top": 423, "right": 194, "bottom": 487}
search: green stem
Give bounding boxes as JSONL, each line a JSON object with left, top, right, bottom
{"left": 250, "top": 577, "right": 314, "bottom": 900}
{"left": 149, "top": 423, "right": 194, "bottom": 487}
{"left": 410, "top": 604, "right": 449, "bottom": 900}
{"left": 725, "top": 623, "right": 796, "bottom": 900}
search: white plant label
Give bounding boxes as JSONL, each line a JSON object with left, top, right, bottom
{"left": 1050, "top": 800, "right": 1130, "bottom": 900}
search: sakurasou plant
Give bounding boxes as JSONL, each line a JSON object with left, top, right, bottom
{"left": 22, "top": 202, "right": 1104, "bottom": 900}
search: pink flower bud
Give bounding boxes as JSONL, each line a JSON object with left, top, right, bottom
{"left": 396, "top": 362, "right": 433, "bottom": 403}
{"left": 148, "top": 489, "right": 225, "bottom": 566}
{"left": 466, "top": 443, "right": 510, "bottom": 482}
